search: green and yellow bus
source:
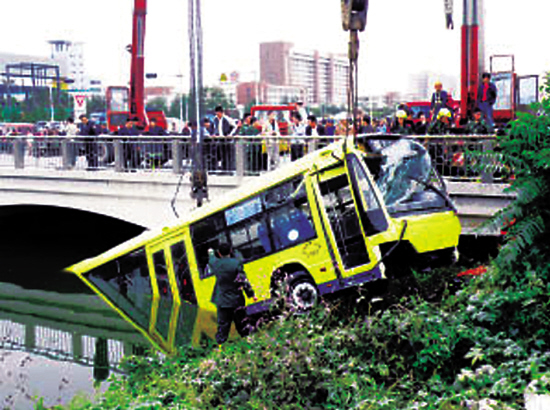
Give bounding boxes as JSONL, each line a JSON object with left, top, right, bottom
{"left": 66, "top": 135, "right": 461, "bottom": 353}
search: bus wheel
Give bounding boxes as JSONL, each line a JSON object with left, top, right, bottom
{"left": 288, "top": 279, "right": 318, "bottom": 312}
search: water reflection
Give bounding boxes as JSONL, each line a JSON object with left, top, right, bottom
{"left": 0, "top": 271, "right": 146, "bottom": 409}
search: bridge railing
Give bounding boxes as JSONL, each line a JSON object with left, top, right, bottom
{"left": 0, "top": 134, "right": 503, "bottom": 182}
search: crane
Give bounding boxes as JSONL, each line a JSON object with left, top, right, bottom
{"left": 105, "top": 0, "right": 167, "bottom": 133}
{"left": 129, "top": 0, "right": 147, "bottom": 125}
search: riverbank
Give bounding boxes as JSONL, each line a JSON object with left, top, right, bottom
{"left": 53, "top": 258, "right": 550, "bottom": 409}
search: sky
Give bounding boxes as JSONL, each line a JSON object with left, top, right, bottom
{"left": 1, "top": 0, "right": 549, "bottom": 97}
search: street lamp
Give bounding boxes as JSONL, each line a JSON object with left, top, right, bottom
{"left": 146, "top": 72, "right": 186, "bottom": 132}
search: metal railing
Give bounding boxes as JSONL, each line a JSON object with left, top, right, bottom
{"left": 0, "top": 134, "right": 504, "bottom": 182}
{"left": 0, "top": 318, "right": 127, "bottom": 370}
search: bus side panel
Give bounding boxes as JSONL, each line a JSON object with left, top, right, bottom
{"left": 243, "top": 237, "right": 338, "bottom": 301}
{"left": 401, "top": 212, "right": 461, "bottom": 253}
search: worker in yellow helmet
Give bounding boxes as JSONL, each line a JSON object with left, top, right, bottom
{"left": 428, "top": 107, "right": 452, "bottom": 135}
{"left": 430, "top": 81, "right": 449, "bottom": 120}
{"left": 391, "top": 109, "right": 413, "bottom": 135}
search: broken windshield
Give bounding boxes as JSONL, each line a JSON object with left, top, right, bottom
{"left": 361, "top": 138, "right": 450, "bottom": 216}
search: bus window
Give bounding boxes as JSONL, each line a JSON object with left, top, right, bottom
{"left": 85, "top": 248, "right": 152, "bottom": 331}
{"left": 347, "top": 154, "right": 388, "bottom": 235}
{"left": 320, "top": 175, "right": 370, "bottom": 269}
{"left": 229, "top": 217, "right": 268, "bottom": 260}
{"left": 192, "top": 212, "right": 228, "bottom": 279}
{"left": 266, "top": 180, "right": 315, "bottom": 251}
{"left": 170, "top": 241, "right": 197, "bottom": 304}
{"left": 191, "top": 176, "right": 316, "bottom": 278}
{"left": 152, "top": 250, "right": 173, "bottom": 341}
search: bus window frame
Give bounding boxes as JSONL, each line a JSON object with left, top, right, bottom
{"left": 312, "top": 163, "right": 385, "bottom": 278}
{"left": 345, "top": 152, "right": 389, "bottom": 236}
{"left": 146, "top": 235, "right": 188, "bottom": 349}
{"left": 191, "top": 175, "right": 318, "bottom": 279}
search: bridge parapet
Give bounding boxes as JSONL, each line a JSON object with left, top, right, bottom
{"left": 0, "top": 134, "right": 504, "bottom": 182}
{"left": 0, "top": 135, "right": 511, "bottom": 232}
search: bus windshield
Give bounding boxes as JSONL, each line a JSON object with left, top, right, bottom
{"left": 361, "top": 138, "right": 450, "bottom": 216}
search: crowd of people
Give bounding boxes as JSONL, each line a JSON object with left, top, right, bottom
{"left": 1, "top": 72, "right": 496, "bottom": 170}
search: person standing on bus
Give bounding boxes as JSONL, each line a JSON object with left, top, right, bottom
{"left": 208, "top": 243, "right": 255, "bottom": 344}
{"left": 476, "top": 73, "right": 497, "bottom": 131}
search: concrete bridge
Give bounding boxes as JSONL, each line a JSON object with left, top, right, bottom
{"left": 0, "top": 167, "right": 512, "bottom": 234}
{"left": 0, "top": 134, "right": 513, "bottom": 234}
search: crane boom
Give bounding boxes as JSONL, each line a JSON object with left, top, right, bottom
{"left": 129, "top": 0, "right": 147, "bottom": 126}
{"left": 460, "top": 0, "right": 483, "bottom": 121}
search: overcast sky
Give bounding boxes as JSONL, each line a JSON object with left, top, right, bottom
{"left": 2, "top": 0, "right": 549, "bottom": 96}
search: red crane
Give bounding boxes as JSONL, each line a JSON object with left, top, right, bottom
{"left": 106, "top": 0, "right": 167, "bottom": 133}
{"left": 460, "top": 0, "right": 481, "bottom": 122}
{"left": 129, "top": 0, "right": 147, "bottom": 125}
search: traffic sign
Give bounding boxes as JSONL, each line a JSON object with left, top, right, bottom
{"left": 73, "top": 94, "right": 87, "bottom": 118}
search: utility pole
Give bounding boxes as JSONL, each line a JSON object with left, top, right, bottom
{"left": 189, "top": 0, "right": 207, "bottom": 207}
{"left": 341, "top": 0, "right": 369, "bottom": 139}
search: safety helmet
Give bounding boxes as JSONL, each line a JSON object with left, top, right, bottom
{"left": 437, "top": 108, "right": 452, "bottom": 119}
{"left": 396, "top": 110, "right": 408, "bottom": 119}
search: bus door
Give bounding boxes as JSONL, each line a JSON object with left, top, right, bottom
{"left": 315, "top": 155, "right": 388, "bottom": 283}
{"left": 147, "top": 241, "right": 180, "bottom": 350}
{"left": 164, "top": 237, "right": 206, "bottom": 347}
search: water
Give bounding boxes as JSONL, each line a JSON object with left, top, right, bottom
{"left": 0, "top": 206, "right": 148, "bottom": 410}
{"left": 0, "top": 271, "right": 147, "bottom": 409}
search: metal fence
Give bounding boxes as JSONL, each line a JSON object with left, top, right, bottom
{"left": 0, "top": 134, "right": 504, "bottom": 182}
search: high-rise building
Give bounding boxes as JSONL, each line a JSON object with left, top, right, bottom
{"left": 260, "top": 42, "right": 349, "bottom": 107}
{"left": 408, "top": 71, "right": 459, "bottom": 101}
{"left": 48, "top": 40, "right": 87, "bottom": 90}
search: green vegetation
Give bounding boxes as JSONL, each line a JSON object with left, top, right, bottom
{"left": 48, "top": 75, "right": 550, "bottom": 410}
{"left": 1, "top": 89, "right": 73, "bottom": 122}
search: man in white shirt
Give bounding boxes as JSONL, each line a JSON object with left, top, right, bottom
{"left": 210, "top": 106, "right": 236, "bottom": 172}
{"left": 211, "top": 106, "right": 236, "bottom": 136}
{"left": 290, "top": 112, "right": 306, "bottom": 161}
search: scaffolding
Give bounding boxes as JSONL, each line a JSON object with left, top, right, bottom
{"left": 1, "top": 62, "right": 61, "bottom": 110}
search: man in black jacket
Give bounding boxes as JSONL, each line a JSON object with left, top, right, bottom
{"left": 118, "top": 118, "right": 141, "bottom": 170}
{"left": 476, "top": 72, "right": 498, "bottom": 131}
{"left": 209, "top": 243, "right": 255, "bottom": 344}
{"left": 210, "top": 106, "right": 236, "bottom": 171}
{"left": 79, "top": 114, "right": 99, "bottom": 169}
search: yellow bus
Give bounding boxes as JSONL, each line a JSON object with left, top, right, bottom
{"left": 66, "top": 135, "right": 461, "bottom": 353}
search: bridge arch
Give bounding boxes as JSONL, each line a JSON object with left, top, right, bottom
{"left": 0, "top": 204, "right": 146, "bottom": 273}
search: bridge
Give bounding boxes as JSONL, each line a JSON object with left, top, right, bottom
{"left": 0, "top": 135, "right": 513, "bottom": 233}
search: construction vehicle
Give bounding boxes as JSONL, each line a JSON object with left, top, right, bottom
{"left": 106, "top": 0, "right": 167, "bottom": 134}
{"left": 407, "top": 0, "right": 539, "bottom": 130}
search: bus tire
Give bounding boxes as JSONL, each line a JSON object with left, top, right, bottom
{"left": 288, "top": 278, "right": 318, "bottom": 313}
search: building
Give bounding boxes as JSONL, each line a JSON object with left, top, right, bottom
{"left": 408, "top": 71, "right": 459, "bottom": 101}
{"left": 48, "top": 40, "right": 87, "bottom": 90}
{"left": 236, "top": 81, "right": 307, "bottom": 107}
{"left": 260, "top": 41, "right": 350, "bottom": 107}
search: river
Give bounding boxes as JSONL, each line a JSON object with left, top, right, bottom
{"left": 0, "top": 269, "right": 150, "bottom": 409}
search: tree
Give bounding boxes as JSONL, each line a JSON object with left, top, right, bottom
{"left": 147, "top": 96, "right": 169, "bottom": 113}
{"left": 482, "top": 72, "right": 550, "bottom": 270}
{"left": 244, "top": 99, "right": 257, "bottom": 115}
{"left": 204, "top": 87, "right": 234, "bottom": 113}
{"left": 86, "top": 95, "right": 107, "bottom": 115}
{"left": 167, "top": 94, "right": 189, "bottom": 120}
